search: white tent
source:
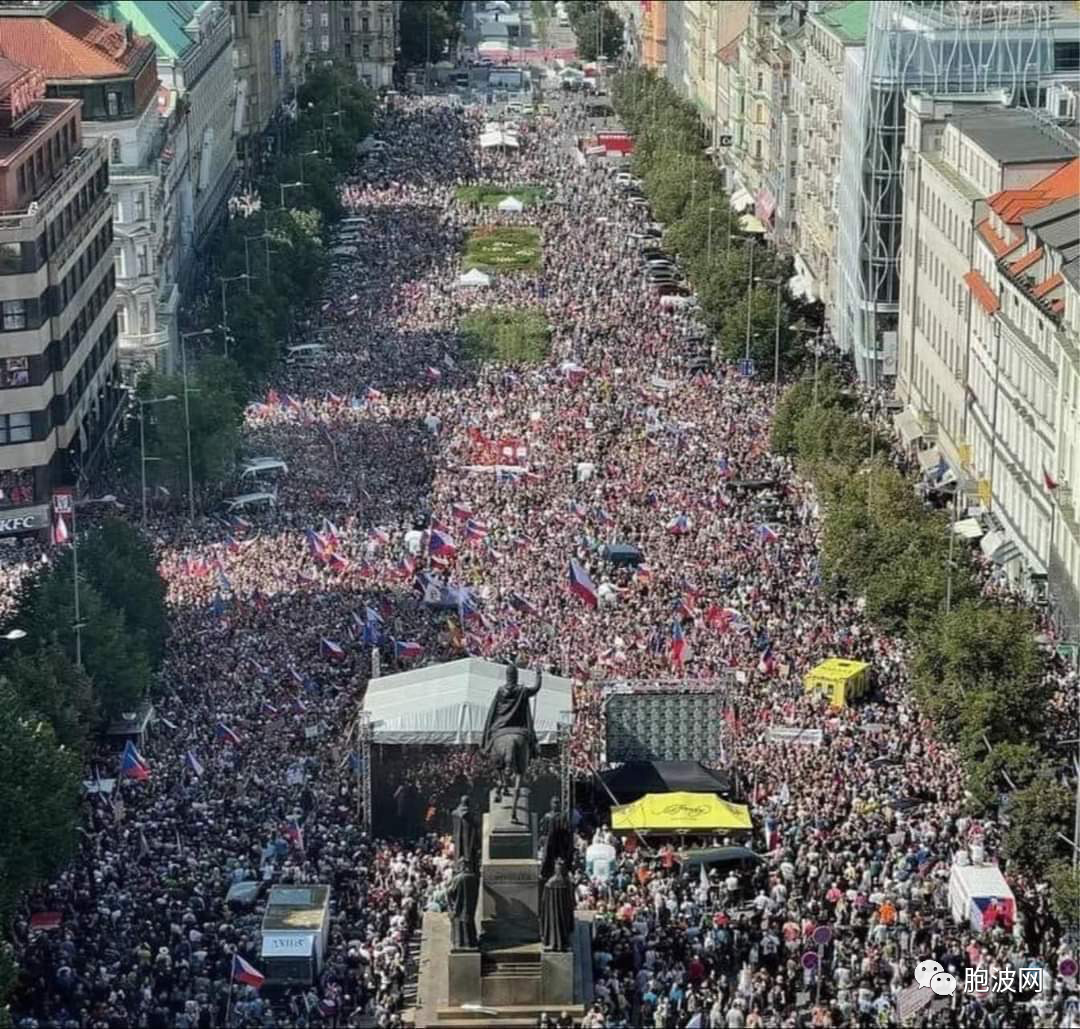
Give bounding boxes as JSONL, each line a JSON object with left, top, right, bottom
{"left": 497, "top": 195, "right": 525, "bottom": 212}
{"left": 456, "top": 267, "right": 492, "bottom": 287}
{"left": 480, "top": 129, "right": 519, "bottom": 150}
{"left": 364, "top": 658, "right": 573, "bottom": 745}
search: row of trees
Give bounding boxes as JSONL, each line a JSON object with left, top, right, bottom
{"left": 399, "top": 1, "right": 464, "bottom": 69}
{"left": 134, "top": 66, "right": 374, "bottom": 499}
{"left": 566, "top": 2, "right": 625, "bottom": 63}
{"left": 773, "top": 370, "right": 1080, "bottom": 926}
{"left": 610, "top": 69, "right": 817, "bottom": 374}
{"left": 0, "top": 519, "right": 167, "bottom": 988}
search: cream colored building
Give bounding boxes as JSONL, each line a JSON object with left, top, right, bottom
{"left": 895, "top": 91, "right": 1080, "bottom": 613}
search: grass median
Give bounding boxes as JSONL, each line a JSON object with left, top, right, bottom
{"left": 455, "top": 184, "right": 550, "bottom": 207}
{"left": 463, "top": 225, "right": 541, "bottom": 273}
{"left": 460, "top": 307, "right": 551, "bottom": 365}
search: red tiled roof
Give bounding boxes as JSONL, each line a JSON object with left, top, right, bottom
{"left": 0, "top": 3, "right": 152, "bottom": 80}
{"left": 977, "top": 218, "right": 1022, "bottom": 259}
{"left": 1032, "top": 271, "right": 1064, "bottom": 299}
{"left": 964, "top": 270, "right": 1000, "bottom": 315}
{"left": 988, "top": 158, "right": 1080, "bottom": 223}
{"left": 1008, "top": 246, "right": 1044, "bottom": 276}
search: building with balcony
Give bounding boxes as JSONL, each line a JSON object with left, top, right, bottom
{"left": 0, "top": 1, "right": 177, "bottom": 381}
{"left": 302, "top": 1, "right": 399, "bottom": 90}
{"left": 0, "top": 56, "right": 122, "bottom": 533}
{"left": 640, "top": 0, "right": 667, "bottom": 73}
{"left": 700, "top": 2, "right": 751, "bottom": 161}
{"left": 230, "top": 1, "right": 305, "bottom": 169}
{"left": 97, "top": 1, "right": 238, "bottom": 267}
{"left": 895, "top": 91, "right": 1080, "bottom": 611}
{"left": 840, "top": 0, "right": 1080, "bottom": 384}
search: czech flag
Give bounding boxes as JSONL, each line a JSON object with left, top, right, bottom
{"left": 320, "top": 637, "right": 346, "bottom": 662}
{"left": 327, "top": 552, "right": 350, "bottom": 574}
{"left": 507, "top": 591, "right": 538, "bottom": 615}
{"left": 365, "top": 386, "right": 386, "bottom": 403}
{"left": 394, "top": 639, "right": 424, "bottom": 661}
{"left": 568, "top": 559, "right": 598, "bottom": 608}
{"left": 425, "top": 366, "right": 443, "bottom": 382}
{"left": 670, "top": 619, "right": 687, "bottom": 669}
{"left": 465, "top": 519, "right": 489, "bottom": 542}
{"left": 232, "top": 954, "right": 266, "bottom": 989}
{"left": 368, "top": 527, "right": 390, "bottom": 547}
{"left": 451, "top": 502, "right": 473, "bottom": 522}
{"left": 756, "top": 524, "right": 779, "bottom": 544}
{"left": 757, "top": 645, "right": 777, "bottom": 676}
{"left": 120, "top": 740, "right": 150, "bottom": 781}
{"left": 667, "top": 514, "right": 692, "bottom": 535}
{"left": 429, "top": 529, "right": 457, "bottom": 558}
{"left": 635, "top": 565, "right": 653, "bottom": 583}
{"left": 284, "top": 817, "right": 305, "bottom": 850}
{"left": 183, "top": 750, "right": 204, "bottom": 777}
{"left": 215, "top": 722, "right": 241, "bottom": 745}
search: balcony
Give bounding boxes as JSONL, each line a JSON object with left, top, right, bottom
{"left": 0, "top": 140, "right": 106, "bottom": 234}
{"left": 50, "top": 190, "right": 112, "bottom": 271}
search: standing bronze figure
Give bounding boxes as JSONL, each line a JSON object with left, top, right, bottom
{"left": 451, "top": 795, "right": 479, "bottom": 873}
{"left": 539, "top": 857, "right": 574, "bottom": 952}
{"left": 480, "top": 663, "right": 542, "bottom": 824}
{"left": 447, "top": 859, "right": 479, "bottom": 950}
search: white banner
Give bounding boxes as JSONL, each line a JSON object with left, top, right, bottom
{"left": 766, "top": 727, "right": 823, "bottom": 747}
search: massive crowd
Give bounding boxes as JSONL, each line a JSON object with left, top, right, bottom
{"left": 5, "top": 84, "right": 1079, "bottom": 1029}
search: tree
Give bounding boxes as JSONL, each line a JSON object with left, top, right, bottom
{"left": 398, "top": 1, "right": 463, "bottom": 67}
{"left": 571, "top": 3, "right": 625, "bottom": 62}
{"left": 771, "top": 365, "right": 851, "bottom": 455}
{"left": 792, "top": 407, "right": 873, "bottom": 472}
{"left": 138, "top": 361, "right": 242, "bottom": 491}
{"left": 964, "top": 741, "right": 1043, "bottom": 813}
{"left": 79, "top": 518, "right": 168, "bottom": 671}
{"left": 1048, "top": 863, "right": 1080, "bottom": 932}
{"left": 911, "top": 603, "right": 1049, "bottom": 748}
{"left": 0, "top": 684, "right": 80, "bottom": 929}
{"left": 717, "top": 287, "right": 794, "bottom": 372}
{"left": 0, "top": 646, "right": 95, "bottom": 751}
{"left": 1002, "top": 778, "right": 1074, "bottom": 875}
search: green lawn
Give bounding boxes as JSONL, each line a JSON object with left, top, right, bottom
{"left": 460, "top": 307, "right": 551, "bottom": 365}
{"left": 455, "top": 184, "right": 550, "bottom": 208}
{"left": 463, "top": 225, "right": 541, "bottom": 273}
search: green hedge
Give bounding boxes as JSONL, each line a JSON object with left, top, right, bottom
{"left": 463, "top": 226, "right": 541, "bottom": 273}
{"left": 460, "top": 307, "right": 551, "bottom": 364}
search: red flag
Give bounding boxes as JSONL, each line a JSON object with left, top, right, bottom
{"left": 1043, "top": 466, "right": 1059, "bottom": 492}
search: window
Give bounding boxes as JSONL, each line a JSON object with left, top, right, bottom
{"left": 0, "top": 243, "right": 20, "bottom": 275}
{"left": 135, "top": 191, "right": 147, "bottom": 221}
{"left": 111, "top": 138, "right": 121, "bottom": 163}
{"left": 362, "top": 16, "right": 369, "bottom": 32}
{"left": 344, "top": 41, "right": 351, "bottom": 58}
{"left": 0, "top": 413, "right": 32, "bottom": 444}
{"left": 756, "top": 72, "right": 763, "bottom": 91}
{"left": 320, "top": 33, "right": 330, "bottom": 51}
{"left": 362, "top": 42, "right": 370, "bottom": 58}
{"left": 136, "top": 244, "right": 148, "bottom": 277}
{"left": 116, "top": 304, "right": 128, "bottom": 336}
{"left": 1, "top": 300, "right": 27, "bottom": 331}
{"left": 0, "top": 467, "right": 33, "bottom": 506}
{"left": 1, "top": 357, "right": 28, "bottom": 388}
{"left": 344, "top": 15, "right": 350, "bottom": 32}
{"left": 106, "top": 91, "right": 120, "bottom": 118}
{"left": 138, "top": 302, "right": 150, "bottom": 335}
{"left": 320, "top": 10, "right": 329, "bottom": 26}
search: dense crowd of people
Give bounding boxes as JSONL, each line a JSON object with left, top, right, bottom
{"left": 4, "top": 84, "right": 1078, "bottom": 1029}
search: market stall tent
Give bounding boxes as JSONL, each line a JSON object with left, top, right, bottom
{"left": 803, "top": 657, "right": 870, "bottom": 707}
{"left": 497, "top": 195, "right": 525, "bottom": 212}
{"left": 456, "top": 268, "right": 492, "bottom": 287}
{"left": 611, "top": 792, "right": 752, "bottom": 833}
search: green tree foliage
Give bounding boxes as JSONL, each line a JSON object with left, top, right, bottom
{"left": 79, "top": 517, "right": 168, "bottom": 670}
{"left": 1002, "top": 778, "right": 1074, "bottom": 875}
{"left": 912, "top": 604, "right": 1049, "bottom": 749}
{"left": 717, "top": 287, "right": 793, "bottom": 370}
{"left": 964, "top": 741, "right": 1043, "bottom": 813}
{"left": 0, "top": 646, "right": 95, "bottom": 751}
{"left": 399, "top": 1, "right": 463, "bottom": 67}
{"left": 567, "top": 2, "right": 625, "bottom": 62}
{"left": 770, "top": 366, "right": 851, "bottom": 455}
{"left": 1048, "top": 863, "right": 1080, "bottom": 932}
{"left": 0, "top": 685, "right": 80, "bottom": 928}
{"left": 137, "top": 360, "right": 243, "bottom": 492}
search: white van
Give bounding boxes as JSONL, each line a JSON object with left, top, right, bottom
{"left": 286, "top": 343, "right": 328, "bottom": 365}
{"left": 225, "top": 491, "right": 277, "bottom": 513}
{"left": 240, "top": 457, "right": 288, "bottom": 482}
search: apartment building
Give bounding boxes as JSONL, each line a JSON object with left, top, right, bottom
{"left": 700, "top": 2, "right": 751, "bottom": 160}
{"left": 788, "top": 1, "right": 868, "bottom": 323}
{"left": 0, "top": 56, "right": 121, "bottom": 531}
{"left": 640, "top": 0, "right": 667, "bottom": 73}
{"left": 303, "top": 1, "right": 399, "bottom": 89}
{"left": 231, "top": 0, "right": 305, "bottom": 168}
{"left": 895, "top": 93, "right": 1080, "bottom": 611}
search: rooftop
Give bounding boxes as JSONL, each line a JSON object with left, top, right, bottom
{"left": 0, "top": 1, "right": 154, "bottom": 79}
{"left": 960, "top": 109, "right": 1079, "bottom": 166}
{"left": 96, "top": 1, "right": 199, "bottom": 61}
{"left": 989, "top": 157, "right": 1080, "bottom": 224}
{"left": 812, "top": 0, "right": 871, "bottom": 45}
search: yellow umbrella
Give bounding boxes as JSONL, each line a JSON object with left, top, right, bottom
{"left": 611, "top": 791, "right": 752, "bottom": 833}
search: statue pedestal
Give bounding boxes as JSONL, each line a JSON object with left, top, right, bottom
{"left": 481, "top": 794, "right": 539, "bottom": 946}
{"left": 541, "top": 949, "right": 575, "bottom": 1007}
{"left": 447, "top": 950, "right": 482, "bottom": 1007}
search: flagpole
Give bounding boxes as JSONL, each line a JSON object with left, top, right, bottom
{"left": 225, "top": 962, "right": 235, "bottom": 1028}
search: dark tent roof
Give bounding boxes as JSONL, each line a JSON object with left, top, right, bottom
{"left": 602, "top": 760, "right": 732, "bottom": 800}
{"left": 602, "top": 543, "right": 643, "bottom": 566}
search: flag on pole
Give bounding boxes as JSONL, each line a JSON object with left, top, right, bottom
{"left": 320, "top": 637, "right": 346, "bottom": 662}
{"left": 666, "top": 514, "right": 692, "bottom": 535}
{"left": 756, "top": 524, "right": 779, "bottom": 544}
{"left": 568, "top": 559, "right": 598, "bottom": 608}
{"left": 670, "top": 619, "right": 687, "bottom": 668}
{"left": 232, "top": 954, "right": 266, "bottom": 989}
{"left": 120, "top": 741, "right": 150, "bottom": 780}
{"left": 183, "top": 750, "right": 204, "bottom": 777}
{"left": 1043, "top": 465, "right": 1059, "bottom": 492}
{"left": 393, "top": 639, "right": 424, "bottom": 660}
{"left": 215, "top": 722, "right": 241, "bottom": 745}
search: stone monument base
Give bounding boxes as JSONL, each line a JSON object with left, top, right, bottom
{"left": 415, "top": 913, "right": 592, "bottom": 1029}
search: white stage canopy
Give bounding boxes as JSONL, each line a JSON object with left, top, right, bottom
{"left": 364, "top": 658, "right": 573, "bottom": 746}
{"left": 456, "top": 267, "right": 492, "bottom": 287}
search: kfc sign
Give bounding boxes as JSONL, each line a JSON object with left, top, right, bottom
{"left": 0, "top": 506, "right": 47, "bottom": 535}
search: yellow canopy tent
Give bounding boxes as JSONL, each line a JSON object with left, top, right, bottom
{"left": 611, "top": 792, "right": 752, "bottom": 833}
{"left": 803, "top": 657, "right": 870, "bottom": 707}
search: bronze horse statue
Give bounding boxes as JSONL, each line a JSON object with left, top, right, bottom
{"left": 480, "top": 663, "right": 542, "bottom": 824}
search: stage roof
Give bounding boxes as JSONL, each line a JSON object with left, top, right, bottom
{"left": 363, "top": 658, "right": 573, "bottom": 745}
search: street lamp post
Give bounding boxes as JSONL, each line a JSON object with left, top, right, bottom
{"left": 245, "top": 233, "right": 273, "bottom": 280}
{"left": 220, "top": 273, "right": 257, "bottom": 359}
{"left": 299, "top": 148, "right": 320, "bottom": 184}
{"left": 755, "top": 276, "right": 784, "bottom": 394}
{"left": 136, "top": 394, "right": 178, "bottom": 526}
{"left": 743, "top": 237, "right": 756, "bottom": 365}
{"left": 279, "top": 180, "right": 304, "bottom": 208}
{"left": 707, "top": 205, "right": 716, "bottom": 263}
{"left": 180, "top": 329, "right": 213, "bottom": 521}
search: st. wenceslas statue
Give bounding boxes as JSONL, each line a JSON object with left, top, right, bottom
{"left": 480, "top": 662, "right": 542, "bottom": 824}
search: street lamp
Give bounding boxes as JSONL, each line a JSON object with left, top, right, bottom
{"left": 245, "top": 233, "right": 273, "bottom": 280}
{"left": 136, "top": 394, "right": 178, "bottom": 526}
{"left": 743, "top": 237, "right": 756, "bottom": 366}
{"left": 707, "top": 205, "right": 716, "bottom": 263}
{"left": 180, "top": 329, "right": 213, "bottom": 521}
{"left": 299, "top": 148, "right": 320, "bottom": 183}
{"left": 219, "top": 273, "right": 257, "bottom": 359}
{"left": 279, "top": 180, "right": 304, "bottom": 208}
